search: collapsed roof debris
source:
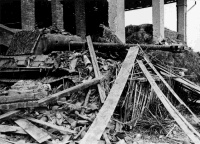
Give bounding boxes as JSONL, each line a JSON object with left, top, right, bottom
{"left": 0, "top": 24, "right": 200, "bottom": 144}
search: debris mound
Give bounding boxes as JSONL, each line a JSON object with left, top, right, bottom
{"left": 0, "top": 24, "right": 200, "bottom": 144}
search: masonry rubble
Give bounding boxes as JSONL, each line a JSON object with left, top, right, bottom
{"left": 0, "top": 24, "right": 199, "bottom": 144}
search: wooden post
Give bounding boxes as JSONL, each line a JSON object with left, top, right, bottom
{"left": 87, "top": 36, "right": 106, "bottom": 103}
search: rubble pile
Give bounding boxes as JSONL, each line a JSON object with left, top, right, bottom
{"left": 0, "top": 80, "right": 50, "bottom": 110}
{"left": 0, "top": 24, "right": 200, "bottom": 144}
{"left": 0, "top": 43, "right": 120, "bottom": 144}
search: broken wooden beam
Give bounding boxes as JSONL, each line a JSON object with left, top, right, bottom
{"left": 27, "top": 117, "right": 76, "bottom": 134}
{"left": 15, "top": 119, "right": 51, "bottom": 143}
{"left": 38, "top": 77, "right": 104, "bottom": 105}
{"left": 0, "top": 110, "right": 20, "bottom": 121}
{"left": 80, "top": 46, "right": 139, "bottom": 144}
{"left": 137, "top": 60, "right": 200, "bottom": 144}
{"left": 87, "top": 36, "right": 106, "bottom": 103}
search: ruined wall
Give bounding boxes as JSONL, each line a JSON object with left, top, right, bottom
{"left": 0, "top": 0, "right": 109, "bottom": 37}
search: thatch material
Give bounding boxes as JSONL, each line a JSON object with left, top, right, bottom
{"left": 6, "top": 30, "right": 40, "bottom": 55}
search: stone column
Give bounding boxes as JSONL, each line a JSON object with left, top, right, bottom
{"left": 108, "top": 0, "right": 125, "bottom": 43}
{"left": 152, "top": 0, "right": 164, "bottom": 41}
{"left": 177, "top": 0, "right": 187, "bottom": 42}
{"left": 51, "top": 0, "right": 64, "bottom": 30}
{"left": 0, "top": 2, "right": 1, "bottom": 23}
{"left": 75, "top": 0, "right": 86, "bottom": 39}
{"left": 21, "top": 0, "right": 35, "bottom": 30}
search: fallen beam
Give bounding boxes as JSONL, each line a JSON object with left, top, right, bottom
{"left": 137, "top": 60, "right": 200, "bottom": 144}
{"left": 38, "top": 77, "right": 104, "bottom": 105}
{"left": 87, "top": 36, "right": 106, "bottom": 103}
{"left": 80, "top": 46, "right": 139, "bottom": 144}
{"left": 0, "top": 110, "right": 20, "bottom": 121}
{"left": 27, "top": 117, "right": 76, "bottom": 134}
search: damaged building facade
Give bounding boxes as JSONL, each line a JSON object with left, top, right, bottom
{"left": 0, "top": 0, "right": 187, "bottom": 43}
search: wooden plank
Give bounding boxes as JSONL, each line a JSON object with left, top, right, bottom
{"left": 0, "top": 125, "right": 26, "bottom": 134}
{"left": 80, "top": 46, "right": 139, "bottom": 144}
{"left": 87, "top": 36, "right": 106, "bottom": 103}
{"left": 137, "top": 60, "right": 200, "bottom": 144}
{"left": 27, "top": 117, "right": 76, "bottom": 134}
{"left": 38, "top": 77, "right": 103, "bottom": 105}
{"left": 143, "top": 54, "right": 200, "bottom": 123}
{"left": 15, "top": 119, "right": 51, "bottom": 143}
{"left": 0, "top": 110, "right": 20, "bottom": 121}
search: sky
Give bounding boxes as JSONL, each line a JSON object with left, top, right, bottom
{"left": 125, "top": 0, "right": 200, "bottom": 52}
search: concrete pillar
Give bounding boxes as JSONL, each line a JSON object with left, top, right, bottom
{"left": 0, "top": 2, "right": 1, "bottom": 23}
{"left": 108, "top": 0, "right": 125, "bottom": 43}
{"left": 51, "top": 0, "right": 64, "bottom": 30}
{"left": 177, "top": 0, "right": 187, "bottom": 42}
{"left": 75, "top": 0, "right": 86, "bottom": 39}
{"left": 152, "top": 0, "right": 164, "bottom": 41}
{"left": 21, "top": 0, "right": 35, "bottom": 30}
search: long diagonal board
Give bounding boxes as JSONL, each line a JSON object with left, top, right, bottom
{"left": 137, "top": 60, "right": 200, "bottom": 144}
{"left": 142, "top": 52, "right": 200, "bottom": 123}
{"left": 38, "top": 77, "right": 103, "bottom": 105}
{"left": 87, "top": 36, "right": 106, "bottom": 103}
{"left": 80, "top": 47, "right": 139, "bottom": 144}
